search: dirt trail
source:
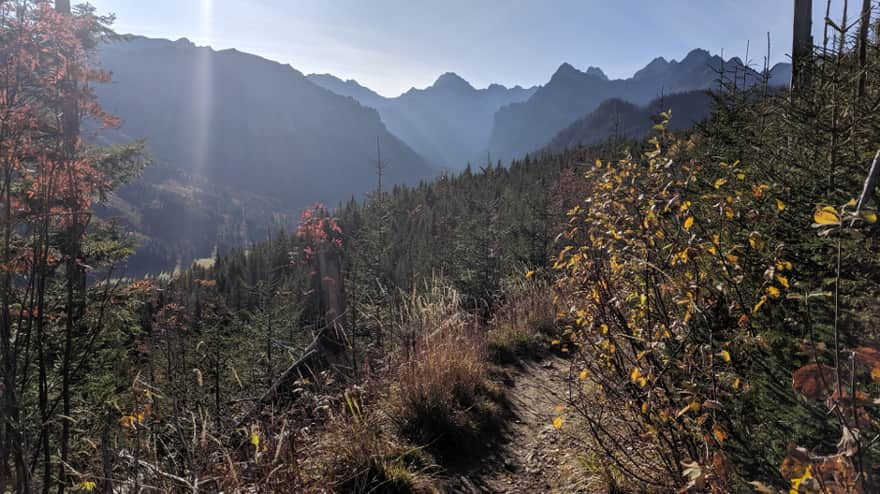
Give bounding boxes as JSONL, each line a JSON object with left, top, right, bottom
{"left": 448, "top": 355, "right": 590, "bottom": 493}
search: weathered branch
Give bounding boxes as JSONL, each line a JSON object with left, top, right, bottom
{"left": 856, "top": 150, "right": 880, "bottom": 212}
{"left": 232, "top": 311, "right": 349, "bottom": 429}
{"left": 118, "top": 450, "right": 203, "bottom": 492}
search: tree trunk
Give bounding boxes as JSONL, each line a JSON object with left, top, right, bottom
{"left": 55, "top": 2, "right": 81, "bottom": 493}
{"left": 858, "top": 0, "right": 871, "bottom": 98}
{"left": 792, "top": 0, "right": 814, "bottom": 95}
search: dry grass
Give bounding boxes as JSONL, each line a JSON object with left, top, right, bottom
{"left": 393, "top": 328, "right": 489, "bottom": 446}
{"left": 388, "top": 279, "right": 501, "bottom": 456}
{"left": 486, "top": 277, "right": 557, "bottom": 364}
{"left": 313, "top": 393, "right": 435, "bottom": 493}
{"left": 228, "top": 277, "right": 552, "bottom": 491}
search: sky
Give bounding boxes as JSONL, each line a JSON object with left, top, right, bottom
{"left": 87, "top": 0, "right": 847, "bottom": 97}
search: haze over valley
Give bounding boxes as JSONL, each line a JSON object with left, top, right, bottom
{"left": 92, "top": 37, "right": 790, "bottom": 273}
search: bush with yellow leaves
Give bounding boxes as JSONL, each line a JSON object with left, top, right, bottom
{"left": 553, "top": 115, "right": 801, "bottom": 491}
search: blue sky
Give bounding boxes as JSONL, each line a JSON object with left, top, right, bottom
{"left": 88, "top": 0, "right": 847, "bottom": 97}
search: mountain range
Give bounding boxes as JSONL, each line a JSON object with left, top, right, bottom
{"left": 488, "top": 49, "right": 791, "bottom": 162}
{"left": 94, "top": 37, "right": 436, "bottom": 273}
{"left": 92, "top": 38, "right": 791, "bottom": 273}
{"left": 96, "top": 37, "right": 433, "bottom": 206}
{"left": 308, "top": 72, "right": 536, "bottom": 168}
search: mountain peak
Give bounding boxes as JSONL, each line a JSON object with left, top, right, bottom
{"left": 632, "top": 56, "right": 671, "bottom": 80}
{"left": 553, "top": 62, "right": 580, "bottom": 78}
{"left": 682, "top": 48, "right": 711, "bottom": 63}
{"left": 585, "top": 66, "right": 608, "bottom": 80}
{"left": 433, "top": 72, "right": 474, "bottom": 91}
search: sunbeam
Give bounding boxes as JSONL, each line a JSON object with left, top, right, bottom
{"left": 192, "top": 0, "right": 214, "bottom": 176}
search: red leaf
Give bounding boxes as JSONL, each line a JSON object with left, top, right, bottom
{"left": 792, "top": 363, "right": 835, "bottom": 400}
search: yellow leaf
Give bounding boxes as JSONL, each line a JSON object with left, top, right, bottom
{"left": 767, "top": 286, "right": 781, "bottom": 298}
{"left": 753, "top": 295, "right": 767, "bottom": 313}
{"left": 630, "top": 367, "right": 642, "bottom": 383}
{"left": 860, "top": 210, "right": 878, "bottom": 224}
{"left": 74, "top": 481, "right": 97, "bottom": 492}
{"left": 724, "top": 253, "right": 739, "bottom": 266}
{"left": 525, "top": 270, "right": 535, "bottom": 279}
{"left": 748, "top": 235, "right": 765, "bottom": 251}
{"left": 776, "top": 260, "right": 793, "bottom": 271}
{"left": 733, "top": 377, "right": 741, "bottom": 389}
{"left": 251, "top": 433, "right": 260, "bottom": 448}
{"left": 579, "top": 370, "right": 589, "bottom": 381}
{"left": 679, "top": 200, "right": 692, "bottom": 213}
{"left": 119, "top": 415, "right": 136, "bottom": 429}
{"left": 720, "top": 350, "right": 731, "bottom": 362}
{"left": 776, "top": 275, "right": 790, "bottom": 289}
{"left": 813, "top": 207, "right": 840, "bottom": 226}
{"left": 790, "top": 465, "right": 813, "bottom": 493}
{"left": 684, "top": 216, "right": 694, "bottom": 231}
{"left": 714, "top": 178, "right": 727, "bottom": 189}
{"left": 777, "top": 199, "right": 786, "bottom": 211}
{"left": 553, "top": 416, "right": 564, "bottom": 430}
{"left": 713, "top": 424, "right": 728, "bottom": 443}
{"left": 610, "top": 255, "right": 622, "bottom": 272}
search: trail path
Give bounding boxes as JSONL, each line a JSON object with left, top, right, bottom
{"left": 447, "top": 355, "right": 591, "bottom": 493}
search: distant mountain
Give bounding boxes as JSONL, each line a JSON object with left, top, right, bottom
{"left": 544, "top": 90, "right": 714, "bottom": 153}
{"left": 93, "top": 37, "right": 436, "bottom": 273}
{"left": 306, "top": 74, "right": 387, "bottom": 109}
{"left": 489, "top": 49, "right": 791, "bottom": 163}
{"left": 308, "top": 72, "right": 537, "bottom": 168}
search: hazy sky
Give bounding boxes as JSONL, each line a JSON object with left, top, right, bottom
{"left": 88, "top": 1, "right": 846, "bottom": 97}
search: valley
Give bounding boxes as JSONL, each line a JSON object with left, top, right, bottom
{"left": 2, "top": 1, "right": 877, "bottom": 493}
{"left": 93, "top": 37, "right": 789, "bottom": 275}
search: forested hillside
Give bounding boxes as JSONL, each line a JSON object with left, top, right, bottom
{"left": 93, "top": 36, "right": 436, "bottom": 274}
{"left": 4, "top": 1, "right": 880, "bottom": 493}
{"left": 544, "top": 90, "right": 713, "bottom": 152}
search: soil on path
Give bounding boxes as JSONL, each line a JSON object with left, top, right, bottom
{"left": 444, "top": 355, "right": 595, "bottom": 493}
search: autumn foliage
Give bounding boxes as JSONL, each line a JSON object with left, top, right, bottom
{"left": 551, "top": 14, "right": 880, "bottom": 489}
{"left": 0, "top": 2, "right": 145, "bottom": 492}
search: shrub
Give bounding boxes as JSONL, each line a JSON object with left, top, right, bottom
{"left": 553, "top": 115, "right": 799, "bottom": 491}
